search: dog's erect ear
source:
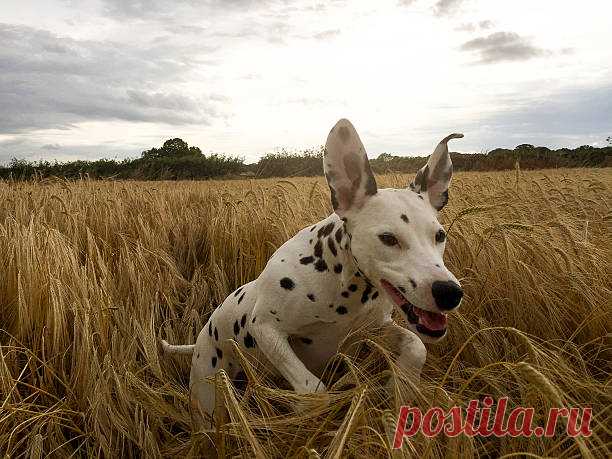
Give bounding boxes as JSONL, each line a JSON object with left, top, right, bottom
{"left": 324, "top": 119, "right": 377, "bottom": 217}
{"left": 410, "top": 133, "right": 463, "bottom": 211}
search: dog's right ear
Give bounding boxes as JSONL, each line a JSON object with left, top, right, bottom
{"left": 324, "top": 119, "right": 377, "bottom": 217}
{"left": 410, "top": 133, "right": 463, "bottom": 211}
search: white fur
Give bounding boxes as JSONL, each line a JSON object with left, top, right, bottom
{"left": 161, "top": 119, "right": 463, "bottom": 427}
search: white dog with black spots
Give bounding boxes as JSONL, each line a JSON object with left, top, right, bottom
{"left": 162, "top": 118, "right": 464, "bottom": 428}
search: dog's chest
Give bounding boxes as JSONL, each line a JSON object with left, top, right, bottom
{"left": 285, "top": 286, "right": 390, "bottom": 373}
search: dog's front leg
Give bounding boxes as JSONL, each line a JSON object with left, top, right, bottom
{"left": 381, "top": 321, "right": 426, "bottom": 393}
{"left": 251, "top": 321, "right": 326, "bottom": 394}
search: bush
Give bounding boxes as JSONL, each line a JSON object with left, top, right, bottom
{"left": 254, "top": 148, "right": 324, "bottom": 177}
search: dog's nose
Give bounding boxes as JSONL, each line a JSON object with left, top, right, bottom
{"left": 431, "top": 281, "right": 463, "bottom": 311}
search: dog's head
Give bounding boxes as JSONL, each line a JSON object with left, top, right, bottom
{"left": 324, "top": 118, "right": 463, "bottom": 343}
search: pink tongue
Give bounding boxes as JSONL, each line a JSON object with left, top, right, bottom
{"left": 416, "top": 308, "right": 447, "bottom": 330}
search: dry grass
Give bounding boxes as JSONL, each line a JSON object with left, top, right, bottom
{"left": 0, "top": 168, "right": 610, "bottom": 458}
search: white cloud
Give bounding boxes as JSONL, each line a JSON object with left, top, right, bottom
{"left": 460, "top": 31, "right": 550, "bottom": 63}
{"left": 433, "top": 0, "right": 464, "bottom": 17}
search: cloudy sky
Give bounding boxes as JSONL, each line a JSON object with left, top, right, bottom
{"left": 1, "top": 0, "right": 611, "bottom": 163}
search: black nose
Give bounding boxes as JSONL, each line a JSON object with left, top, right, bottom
{"left": 432, "top": 281, "right": 463, "bottom": 311}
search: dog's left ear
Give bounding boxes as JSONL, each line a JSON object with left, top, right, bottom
{"left": 324, "top": 119, "right": 377, "bottom": 217}
{"left": 410, "top": 133, "right": 463, "bottom": 211}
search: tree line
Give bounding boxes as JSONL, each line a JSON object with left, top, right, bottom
{"left": 1, "top": 138, "right": 610, "bottom": 181}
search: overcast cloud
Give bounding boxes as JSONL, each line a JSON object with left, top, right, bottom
{"left": 1, "top": 0, "right": 611, "bottom": 163}
{"left": 461, "top": 31, "right": 550, "bottom": 64}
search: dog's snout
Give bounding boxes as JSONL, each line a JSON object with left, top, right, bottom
{"left": 431, "top": 281, "right": 463, "bottom": 311}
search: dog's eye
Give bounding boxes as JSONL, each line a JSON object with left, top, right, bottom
{"left": 435, "top": 229, "right": 446, "bottom": 243}
{"left": 378, "top": 233, "right": 399, "bottom": 247}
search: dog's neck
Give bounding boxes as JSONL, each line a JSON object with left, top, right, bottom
{"left": 326, "top": 215, "right": 378, "bottom": 301}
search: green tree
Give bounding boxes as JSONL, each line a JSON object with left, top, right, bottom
{"left": 141, "top": 138, "right": 202, "bottom": 159}
{"left": 376, "top": 153, "right": 395, "bottom": 162}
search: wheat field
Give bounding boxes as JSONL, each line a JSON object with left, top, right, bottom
{"left": 0, "top": 168, "right": 610, "bottom": 458}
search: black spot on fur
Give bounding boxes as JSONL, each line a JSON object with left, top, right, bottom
{"left": 252, "top": 316, "right": 256, "bottom": 323}
{"left": 307, "top": 293, "right": 316, "bottom": 302}
{"left": 309, "top": 239, "right": 313, "bottom": 244}
{"left": 317, "top": 222, "right": 335, "bottom": 238}
{"left": 314, "top": 240, "right": 323, "bottom": 258}
{"left": 418, "top": 194, "right": 424, "bottom": 200}
{"left": 216, "top": 347, "right": 223, "bottom": 359}
{"left": 238, "top": 292, "right": 246, "bottom": 304}
{"left": 244, "top": 332, "right": 255, "bottom": 348}
{"left": 355, "top": 271, "right": 361, "bottom": 277}
{"left": 334, "top": 263, "right": 343, "bottom": 274}
{"left": 300, "top": 337, "right": 313, "bottom": 345}
{"left": 401, "top": 214, "right": 409, "bottom": 223}
{"left": 212, "top": 356, "right": 217, "bottom": 368}
{"left": 214, "top": 327, "right": 219, "bottom": 341}
{"left": 336, "top": 306, "right": 348, "bottom": 315}
{"left": 280, "top": 277, "right": 295, "bottom": 290}
{"left": 281, "top": 259, "right": 285, "bottom": 262}
{"left": 328, "top": 304, "right": 334, "bottom": 308}
{"left": 233, "top": 320, "right": 240, "bottom": 335}
{"left": 372, "top": 291, "right": 379, "bottom": 300}
{"left": 234, "top": 287, "right": 243, "bottom": 297}
{"left": 410, "top": 279, "right": 417, "bottom": 289}
{"left": 327, "top": 238, "right": 337, "bottom": 256}
{"left": 341, "top": 291, "right": 349, "bottom": 298}
{"left": 335, "top": 227, "right": 343, "bottom": 243}
{"left": 315, "top": 259, "right": 328, "bottom": 272}
{"left": 300, "top": 256, "right": 314, "bottom": 265}
{"left": 398, "top": 286, "right": 406, "bottom": 294}
{"left": 208, "top": 321, "right": 212, "bottom": 336}
{"left": 361, "top": 284, "right": 373, "bottom": 303}
{"left": 349, "top": 284, "right": 358, "bottom": 292}
{"left": 310, "top": 225, "right": 316, "bottom": 232}
{"left": 197, "top": 353, "right": 200, "bottom": 359}
{"left": 270, "top": 310, "right": 277, "bottom": 314}
{"left": 241, "top": 314, "right": 247, "bottom": 327}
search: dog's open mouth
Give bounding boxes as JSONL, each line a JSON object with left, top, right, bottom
{"left": 380, "top": 279, "right": 447, "bottom": 338}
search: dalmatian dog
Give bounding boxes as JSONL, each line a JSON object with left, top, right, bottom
{"left": 161, "top": 119, "right": 464, "bottom": 427}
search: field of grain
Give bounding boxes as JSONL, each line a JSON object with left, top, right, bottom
{"left": 0, "top": 168, "right": 610, "bottom": 458}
